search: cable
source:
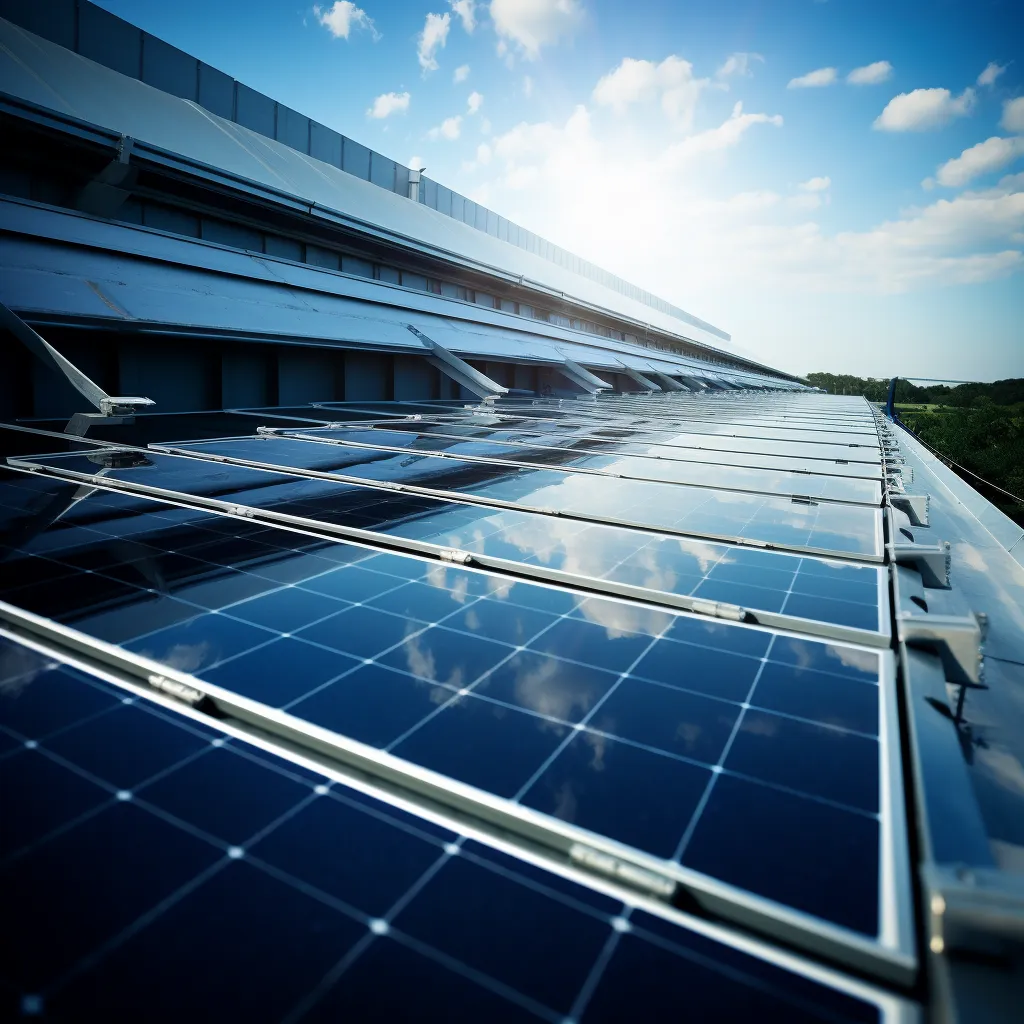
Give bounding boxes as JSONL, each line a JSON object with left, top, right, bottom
{"left": 897, "top": 418, "right": 1024, "bottom": 506}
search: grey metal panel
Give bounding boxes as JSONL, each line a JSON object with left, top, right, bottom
{"left": 142, "top": 203, "right": 200, "bottom": 237}
{"left": 141, "top": 34, "right": 197, "bottom": 101}
{"left": 486, "top": 209, "right": 498, "bottom": 237}
{"left": 497, "top": 216, "right": 508, "bottom": 242}
{"left": 475, "top": 203, "right": 488, "bottom": 232}
{"left": 235, "top": 83, "right": 275, "bottom": 138}
{"left": 394, "top": 164, "right": 410, "bottom": 201}
{"left": 341, "top": 255, "right": 374, "bottom": 278}
{"left": 309, "top": 121, "right": 342, "bottom": 167}
{"left": 0, "top": 201, "right": 761, "bottom": 382}
{"left": 275, "top": 104, "right": 310, "bottom": 154}
{"left": 221, "top": 348, "right": 271, "bottom": 407}
{"left": 450, "top": 192, "right": 465, "bottom": 222}
{"left": 278, "top": 348, "right": 337, "bottom": 404}
{"left": 423, "top": 177, "right": 438, "bottom": 210}
{"left": 0, "top": 0, "right": 74, "bottom": 48}
{"left": 342, "top": 137, "right": 371, "bottom": 180}
{"left": 305, "top": 245, "right": 340, "bottom": 270}
{"left": 393, "top": 354, "right": 436, "bottom": 400}
{"left": 369, "top": 151, "right": 396, "bottom": 191}
{"left": 77, "top": 3, "right": 141, "bottom": 79}
{"left": 197, "top": 62, "right": 234, "bottom": 118}
{"left": 344, "top": 351, "right": 390, "bottom": 400}
{"left": 118, "top": 344, "right": 212, "bottom": 410}
{"left": 200, "top": 217, "right": 262, "bottom": 251}
{"left": 463, "top": 198, "right": 477, "bottom": 227}
{"left": 435, "top": 184, "right": 451, "bottom": 217}
{"left": 376, "top": 265, "right": 400, "bottom": 285}
{"left": 264, "top": 234, "right": 303, "bottom": 262}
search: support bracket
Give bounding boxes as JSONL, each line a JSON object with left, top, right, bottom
{"left": 408, "top": 326, "right": 509, "bottom": 399}
{"left": 890, "top": 493, "right": 930, "bottom": 527}
{"left": 557, "top": 357, "right": 613, "bottom": 394}
{"left": 0, "top": 300, "right": 154, "bottom": 435}
{"left": 889, "top": 539, "right": 951, "bottom": 589}
{"left": 619, "top": 365, "right": 662, "bottom": 391}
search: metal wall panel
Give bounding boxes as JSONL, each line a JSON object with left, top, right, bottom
{"left": 369, "top": 151, "right": 395, "bottom": 191}
{"left": 201, "top": 218, "right": 262, "bottom": 252}
{"left": 393, "top": 354, "right": 437, "bottom": 400}
{"left": 0, "top": 0, "right": 75, "bottom": 48}
{"left": 235, "top": 83, "right": 275, "bottom": 138}
{"left": 341, "top": 255, "right": 374, "bottom": 278}
{"left": 142, "top": 203, "right": 200, "bottom": 237}
{"left": 310, "top": 121, "right": 342, "bottom": 167}
{"left": 342, "top": 138, "right": 371, "bottom": 181}
{"left": 276, "top": 104, "right": 310, "bottom": 154}
{"left": 264, "top": 235, "right": 304, "bottom": 262}
{"left": 119, "top": 344, "right": 215, "bottom": 411}
{"left": 222, "top": 348, "right": 271, "bottom": 407}
{"left": 278, "top": 348, "right": 337, "bottom": 404}
{"left": 344, "top": 351, "right": 391, "bottom": 400}
{"left": 141, "top": 34, "right": 197, "bottom": 101}
{"left": 423, "top": 177, "right": 438, "bottom": 210}
{"left": 450, "top": 192, "right": 465, "bottom": 222}
{"left": 197, "top": 62, "right": 234, "bottom": 118}
{"left": 306, "top": 245, "right": 340, "bottom": 271}
{"left": 78, "top": 3, "right": 141, "bottom": 80}
{"left": 436, "top": 184, "right": 452, "bottom": 217}
{"left": 394, "top": 164, "right": 410, "bottom": 201}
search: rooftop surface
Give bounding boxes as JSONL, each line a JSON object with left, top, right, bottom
{"left": 2, "top": 390, "right": 1022, "bottom": 1020}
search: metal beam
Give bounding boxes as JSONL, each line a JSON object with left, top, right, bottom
{"left": 619, "top": 365, "right": 662, "bottom": 391}
{"left": 648, "top": 371, "right": 688, "bottom": 392}
{"left": 0, "top": 300, "right": 154, "bottom": 434}
{"left": 407, "top": 325, "right": 509, "bottom": 399}
{"left": 558, "top": 358, "right": 613, "bottom": 394}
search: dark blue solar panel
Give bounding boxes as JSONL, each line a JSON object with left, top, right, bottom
{"left": 2, "top": 460, "right": 885, "bottom": 636}
{"left": 184, "top": 430, "right": 882, "bottom": 505}
{"left": 19, "top": 447, "right": 882, "bottom": 558}
{"left": 0, "top": 640, "right": 888, "bottom": 1022}
{"left": 0, "top": 485, "right": 889, "bottom": 939}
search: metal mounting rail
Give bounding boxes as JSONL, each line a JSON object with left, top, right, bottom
{"left": 245, "top": 429, "right": 883, "bottom": 507}
{"left": 3, "top": 451, "right": 887, "bottom": 647}
{"left": 0, "top": 598, "right": 915, "bottom": 986}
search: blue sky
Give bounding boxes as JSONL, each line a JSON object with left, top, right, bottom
{"left": 98, "top": 1, "right": 1023, "bottom": 380}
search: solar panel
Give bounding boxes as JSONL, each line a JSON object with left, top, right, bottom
{"left": 13, "top": 447, "right": 884, "bottom": 560}
{"left": 0, "top": 470, "right": 910, "bottom": 978}
{"left": 0, "top": 635, "right": 906, "bottom": 1021}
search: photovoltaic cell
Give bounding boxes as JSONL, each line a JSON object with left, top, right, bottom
{"left": 0, "top": 462, "right": 885, "bottom": 637}
{"left": 14, "top": 447, "right": 883, "bottom": 559}
{"left": 188, "top": 429, "right": 882, "bottom": 505}
{"left": 0, "top": 482, "right": 894, "bottom": 942}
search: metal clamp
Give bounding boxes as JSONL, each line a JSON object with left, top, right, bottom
{"left": 889, "top": 539, "right": 951, "bottom": 588}
{"left": 890, "top": 493, "right": 930, "bottom": 527}
{"left": 924, "top": 863, "right": 1024, "bottom": 958}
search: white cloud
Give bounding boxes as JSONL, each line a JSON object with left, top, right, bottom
{"left": 409, "top": 154, "right": 423, "bottom": 171}
{"left": 489, "top": 0, "right": 584, "bottom": 60}
{"left": 800, "top": 176, "right": 831, "bottom": 191}
{"left": 788, "top": 67, "right": 838, "bottom": 89}
{"left": 453, "top": 64, "right": 470, "bottom": 83}
{"left": 467, "top": 91, "right": 484, "bottom": 114}
{"left": 450, "top": 0, "right": 477, "bottom": 32}
{"left": 418, "top": 12, "right": 450, "bottom": 72}
{"left": 978, "top": 62, "right": 1007, "bottom": 88}
{"left": 1003, "top": 97, "right": 1024, "bottom": 134}
{"left": 313, "top": 1, "right": 378, "bottom": 40}
{"left": 480, "top": 117, "right": 492, "bottom": 134}
{"left": 592, "top": 56, "right": 708, "bottom": 130}
{"left": 933, "top": 136, "right": 1024, "bottom": 188}
{"left": 366, "top": 91, "right": 411, "bottom": 119}
{"left": 523, "top": 75, "right": 534, "bottom": 98}
{"left": 660, "top": 101, "right": 782, "bottom": 167}
{"left": 847, "top": 61, "right": 892, "bottom": 85}
{"left": 428, "top": 114, "right": 463, "bottom": 140}
{"left": 716, "top": 52, "right": 763, "bottom": 79}
{"left": 874, "top": 87, "right": 975, "bottom": 131}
